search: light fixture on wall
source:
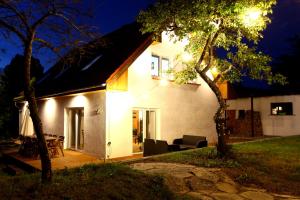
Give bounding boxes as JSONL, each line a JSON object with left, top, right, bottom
{"left": 71, "top": 95, "right": 87, "bottom": 107}
{"left": 45, "top": 98, "right": 57, "bottom": 115}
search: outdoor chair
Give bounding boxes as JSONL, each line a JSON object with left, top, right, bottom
{"left": 47, "top": 139, "right": 59, "bottom": 158}
{"left": 143, "top": 139, "right": 180, "bottom": 157}
{"left": 143, "top": 138, "right": 156, "bottom": 156}
{"left": 20, "top": 137, "right": 39, "bottom": 158}
{"left": 173, "top": 134, "right": 208, "bottom": 150}
{"left": 57, "top": 136, "right": 64, "bottom": 156}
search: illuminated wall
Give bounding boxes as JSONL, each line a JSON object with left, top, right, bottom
{"left": 105, "top": 91, "right": 132, "bottom": 158}
{"left": 128, "top": 46, "right": 218, "bottom": 144}
{"left": 106, "top": 33, "right": 218, "bottom": 158}
{"left": 38, "top": 91, "right": 106, "bottom": 158}
{"left": 228, "top": 95, "right": 300, "bottom": 136}
{"left": 36, "top": 32, "right": 219, "bottom": 159}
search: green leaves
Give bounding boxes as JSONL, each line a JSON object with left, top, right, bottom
{"left": 138, "top": 0, "right": 283, "bottom": 86}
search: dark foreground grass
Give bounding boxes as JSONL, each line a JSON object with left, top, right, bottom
{"left": 146, "top": 136, "right": 300, "bottom": 196}
{"left": 0, "top": 163, "right": 174, "bottom": 200}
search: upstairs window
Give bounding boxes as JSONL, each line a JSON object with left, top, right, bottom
{"left": 161, "top": 58, "right": 171, "bottom": 79}
{"left": 271, "top": 102, "right": 293, "bottom": 115}
{"left": 151, "top": 55, "right": 159, "bottom": 77}
{"left": 151, "top": 55, "right": 172, "bottom": 79}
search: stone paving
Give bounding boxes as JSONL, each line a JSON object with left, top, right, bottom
{"left": 131, "top": 162, "right": 300, "bottom": 200}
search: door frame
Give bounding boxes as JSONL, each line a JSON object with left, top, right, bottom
{"left": 132, "top": 107, "right": 160, "bottom": 154}
{"left": 64, "top": 107, "right": 84, "bottom": 151}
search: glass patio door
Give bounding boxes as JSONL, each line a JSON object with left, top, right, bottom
{"left": 67, "top": 108, "right": 84, "bottom": 150}
{"left": 132, "top": 109, "right": 157, "bottom": 153}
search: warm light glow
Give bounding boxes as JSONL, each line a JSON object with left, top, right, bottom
{"left": 45, "top": 98, "right": 57, "bottom": 115}
{"left": 205, "top": 67, "right": 219, "bottom": 81}
{"left": 205, "top": 70, "right": 214, "bottom": 81}
{"left": 160, "top": 79, "right": 169, "bottom": 86}
{"left": 71, "top": 95, "right": 87, "bottom": 107}
{"left": 141, "top": 93, "right": 150, "bottom": 101}
{"left": 241, "top": 7, "right": 263, "bottom": 27}
{"left": 107, "top": 92, "right": 130, "bottom": 121}
{"left": 210, "top": 67, "right": 218, "bottom": 76}
{"left": 182, "top": 52, "right": 193, "bottom": 62}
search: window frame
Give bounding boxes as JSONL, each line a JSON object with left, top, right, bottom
{"left": 151, "top": 55, "right": 173, "bottom": 80}
{"left": 270, "top": 102, "right": 293, "bottom": 116}
{"left": 161, "top": 57, "right": 171, "bottom": 79}
{"left": 151, "top": 55, "right": 160, "bottom": 77}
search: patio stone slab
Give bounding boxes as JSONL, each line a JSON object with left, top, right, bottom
{"left": 211, "top": 192, "right": 244, "bottom": 200}
{"left": 130, "top": 162, "right": 300, "bottom": 200}
{"left": 216, "top": 182, "right": 238, "bottom": 193}
{"left": 240, "top": 191, "right": 274, "bottom": 200}
{"left": 187, "top": 192, "right": 214, "bottom": 200}
{"left": 192, "top": 168, "right": 220, "bottom": 183}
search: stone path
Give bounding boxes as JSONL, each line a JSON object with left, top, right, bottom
{"left": 131, "top": 163, "right": 300, "bottom": 200}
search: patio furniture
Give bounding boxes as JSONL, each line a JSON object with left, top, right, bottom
{"left": 18, "top": 135, "right": 62, "bottom": 158}
{"left": 47, "top": 137, "right": 59, "bottom": 158}
{"left": 143, "top": 138, "right": 156, "bottom": 156}
{"left": 143, "top": 139, "right": 180, "bottom": 156}
{"left": 57, "top": 136, "right": 65, "bottom": 156}
{"left": 173, "top": 134, "right": 208, "bottom": 150}
{"left": 19, "top": 136, "right": 39, "bottom": 158}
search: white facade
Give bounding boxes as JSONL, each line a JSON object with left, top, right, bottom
{"left": 105, "top": 36, "right": 218, "bottom": 158}
{"left": 38, "top": 92, "right": 106, "bottom": 158}
{"left": 20, "top": 33, "right": 219, "bottom": 159}
{"left": 227, "top": 95, "right": 300, "bottom": 136}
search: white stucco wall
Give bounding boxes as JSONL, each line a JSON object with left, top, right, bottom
{"left": 227, "top": 95, "right": 300, "bottom": 136}
{"left": 38, "top": 91, "right": 106, "bottom": 158}
{"left": 106, "top": 37, "right": 218, "bottom": 158}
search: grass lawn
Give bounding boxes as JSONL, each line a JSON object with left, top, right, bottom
{"left": 0, "top": 164, "right": 174, "bottom": 200}
{"left": 145, "top": 135, "right": 300, "bottom": 196}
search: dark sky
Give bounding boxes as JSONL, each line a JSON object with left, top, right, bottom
{"left": 0, "top": 0, "right": 299, "bottom": 71}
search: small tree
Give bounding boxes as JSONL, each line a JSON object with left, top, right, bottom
{"left": 138, "top": 0, "right": 285, "bottom": 155}
{"left": 0, "top": 0, "right": 96, "bottom": 182}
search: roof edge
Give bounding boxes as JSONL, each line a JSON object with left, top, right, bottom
{"left": 37, "top": 85, "right": 106, "bottom": 99}
{"left": 106, "top": 34, "right": 153, "bottom": 83}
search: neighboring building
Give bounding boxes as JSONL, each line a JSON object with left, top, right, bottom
{"left": 227, "top": 90, "right": 300, "bottom": 137}
{"left": 17, "top": 23, "right": 219, "bottom": 159}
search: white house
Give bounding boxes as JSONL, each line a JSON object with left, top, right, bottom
{"left": 227, "top": 94, "right": 300, "bottom": 137}
{"left": 18, "top": 23, "right": 219, "bottom": 159}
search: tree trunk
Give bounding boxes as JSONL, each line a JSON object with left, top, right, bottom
{"left": 23, "top": 38, "right": 52, "bottom": 183}
{"left": 197, "top": 70, "right": 228, "bottom": 156}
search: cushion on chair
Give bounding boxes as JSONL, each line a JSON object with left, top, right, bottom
{"left": 156, "top": 140, "right": 169, "bottom": 154}
{"left": 143, "top": 139, "right": 156, "bottom": 156}
{"left": 182, "top": 135, "right": 206, "bottom": 145}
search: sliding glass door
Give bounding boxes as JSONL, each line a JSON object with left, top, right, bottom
{"left": 132, "top": 109, "right": 157, "bottom": 153}
{"left": 67, "top": 108, "right": 84, "bottom": 150}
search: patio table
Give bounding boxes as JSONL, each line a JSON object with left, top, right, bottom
{"left": 19, "top": 135, "right": 59, "bottom": 158}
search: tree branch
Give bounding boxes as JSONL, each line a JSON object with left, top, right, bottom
{"left": 31, "top": 12, "right": 53, "bottom": 32}
{"left": 53, "top": 13, "right": 88, "bottom": 37}
{"left": 34, "top": 37, "right": 62, "bottom": 58}
{"left": 0, "top": 1, "right": 30, "bottom": 33}
{"left": 213, "top": 65, "right": 233, "bottom": 83}
{"left": 0, "top": 19, "right": 26, "bottom": 42}
{"left": 202, "top": 45, "right": 214, "bottom": 73}
{"left": 196, "top": 35, "right": 211, "bottom": 70}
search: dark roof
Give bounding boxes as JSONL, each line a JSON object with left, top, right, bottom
{"left": 36, "top": 23, "right": 152, "bottom": 98}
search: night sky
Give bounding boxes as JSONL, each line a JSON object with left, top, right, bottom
{"left": 0, "top": 0, "right": 299, "bottom": 71}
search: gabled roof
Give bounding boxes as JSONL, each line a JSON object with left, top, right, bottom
{"left": 36, "top": 23, "right": 152, "bottom": 98}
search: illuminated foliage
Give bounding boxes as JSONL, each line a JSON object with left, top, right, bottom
{"left": 138, "top": 0, "right": 285, "bottom": 155}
